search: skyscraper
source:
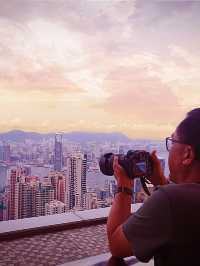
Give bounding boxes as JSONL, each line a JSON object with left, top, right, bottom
{"left": 8, "top": 169, "right": 19, "bottom": 220}
{"left": 0, "top": 163, "right": 8, "bottom": 190}
{"left": 36, "top": 183, "right": 54, "bottom": 217}
{"left": 49, "top": 171, "right": 66, "bottom": 203}
{"left": 0, "top": 143, "right": 11, "bottom": 162}
{"left": 0, "top": 146, "right": 3, "bottom": 161}
{"left": 15, "top": 180, "right": 37, "bottom": 219}
{"left": 83, "top": 192, "right": 97, "bottom": 210}
{"left": 66, "top": 154, "right": 87, "bottom": 209}
{"left": 3, "top": 144, "right": 11, "bottom": 162}
{"left": 7, "top": 169, "right": 39, "bottom": 220}
{"left": 45, "top": 200, "right": 66, "bottom": 215}
{"left": 1, "top": 189, "right": 9, "bottom": 221}
{"left": 54, "top": 133, "right": 63, "bottom": 171}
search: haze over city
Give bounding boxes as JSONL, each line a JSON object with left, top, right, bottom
{"left": 0, "top": 0, "right": 200, "bottom": 138}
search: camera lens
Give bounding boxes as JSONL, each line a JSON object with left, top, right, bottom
{"left": 99, "top": 153, "right": 114, "bottom": 176}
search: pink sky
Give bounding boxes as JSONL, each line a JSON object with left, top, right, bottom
{"left": 0, "top": 1, "right": 200, "bottom": 139}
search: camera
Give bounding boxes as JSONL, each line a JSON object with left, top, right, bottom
{"left": 99, "top": 150, "right": 152, "bottom": 179}
{"left": 99, "top": 150, "right": 153, "bottom": 195}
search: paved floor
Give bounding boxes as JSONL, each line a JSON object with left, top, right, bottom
{"left": 0, "top": 224, "right": 108, "bottom": 266}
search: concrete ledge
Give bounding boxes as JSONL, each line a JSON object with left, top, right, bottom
{"left": 59, "top": 252, "right": 154, "bottom": 266}
{"left": 0, "top": 203, "right": 142, "bottom": 241}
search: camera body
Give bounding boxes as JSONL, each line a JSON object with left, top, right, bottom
{"left": 99, "top": 150, "right": 152, "bottom": 180}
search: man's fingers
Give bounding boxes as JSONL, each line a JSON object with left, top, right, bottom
{"left": 113, "top": 156, "right": 124, "bottom": 174}
{"left": 113, "top": 156, "right": 118, "bottom": 170}
{"left": 113, "top": 155, "right": 118, "bottom": 164}
{"left": 151, "top": 150, "right": 160, "bottom": 163}
{"left": 151, "top": 150, "right": 157, "bottom": 158}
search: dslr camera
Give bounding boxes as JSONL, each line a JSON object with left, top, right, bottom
{"left": 99, "top": 150, "right": 153, "bottom": 195}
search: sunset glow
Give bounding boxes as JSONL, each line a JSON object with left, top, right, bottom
{"left": 0, "top": 1, "right": 200, "bottom": 138}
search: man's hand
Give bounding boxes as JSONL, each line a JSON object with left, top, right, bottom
{"left": 113, "top": 156, "right": 133, "bottom": 189}
{"left": 150, "top": 150, "right": 169, "bottom": 186}
{"left": 107, "top": 156, "right": 134, "bottom": 258}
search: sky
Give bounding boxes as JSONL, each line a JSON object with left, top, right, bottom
{"left": 0, "top": 0, "right": 200, "bottom": 139}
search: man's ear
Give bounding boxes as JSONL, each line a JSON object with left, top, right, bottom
{"left": 182, "top": 146, "right": 195, "bottom": 165}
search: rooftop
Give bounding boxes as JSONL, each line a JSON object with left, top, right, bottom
{"left": 0, "top": 204, "right": 153, "bottom": 266}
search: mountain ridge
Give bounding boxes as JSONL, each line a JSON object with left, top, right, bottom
{"left": 0, "top": 130, "right": 131, "bottom": 142}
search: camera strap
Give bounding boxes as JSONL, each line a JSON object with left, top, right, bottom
{"left": 140, "top": 177, "right": 151, "bottom": 196}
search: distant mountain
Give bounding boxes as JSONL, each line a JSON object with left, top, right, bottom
{"left": 63, "top": 131, "right": 130, "bottom": 142}
{"left": 0, "top": 130, "right": 53, "bottom": 142}
{"left": 0, "top": 130, "right": 130, "bottom": 142}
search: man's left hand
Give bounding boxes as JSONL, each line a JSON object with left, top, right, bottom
{"left": 113, "top": 156, "right": 133, "bottom": 189}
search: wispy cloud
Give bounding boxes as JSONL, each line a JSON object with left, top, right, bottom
{"left": 0, "top": 0, "right": 199, "bottom": 138}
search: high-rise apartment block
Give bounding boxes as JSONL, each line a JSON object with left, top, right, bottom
{"left": 83, "top": 192, "right": 97, "bottom": 210}
{"left": 54, "top": 133, "right": 63, "bottom": 171}
{"left": 8, "top": 170, "right": 39, "bottom": 220}
{"left": 66, "top": 154, "right": 87, "bottom": 210}
{"left": 8, "top": 169, "right": 19, "bottom": 220}
{"left": 45, "top": 200, "right": 66, "bottom": 215}
{"left": 0, "top": 143, "right": 11, "bottom": 162}
{"left": 6, "top": 168, "right": 55, "bottom": 219}
{"left": 0, "top": 163, "right": 8, "bottom": 190}
{"left": 104, "top": 179, "right": 117, "bottom": 197}
{"left": 14, "top": 180, "right": 37, "bottom": 219}
{"left": 36, "top": 184, "right": 54, "bottom": 217}
{"left": 49, "top": 172, "right": 66, "bottom": 204}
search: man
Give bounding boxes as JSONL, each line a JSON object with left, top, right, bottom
{"left": 107, "top": 108, "right": 200, "bottom": 266}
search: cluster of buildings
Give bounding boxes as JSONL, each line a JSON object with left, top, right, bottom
{"left": 0, "top": 155, "right": 92, "bottom": 220}
{"left": 0, "top": 134, "right": 166, "bottom": 221}
{"left": 0, "top": 168, "right": 119, "bottom": 221}
{"left": 0, "top": 134, "right": 118, "bottom": 221}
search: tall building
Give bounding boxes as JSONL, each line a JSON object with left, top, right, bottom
{"left": 0, "top": 163, "right": 8, "bottom": 190}
{"left": 103, "top": 179, "right": 116, "bottom": 200}
{"left": 66, "top": 154, "right": 87, "bottom": 209}
{"left": 45, "top": 200, "right": 66, "bottom": 215}
{"left": 0, "top": 143, "right": 11, "bottom": 162}
{"left": 7, "top": 169, "right": 39, "bottom": 220}
{"left": 49, "top": 172, "right": 66, "bottom": 203}
{"left": 14, "top": 181, "right": 37, "bottom": 219}
{"left": 8, "top": 169, "right": 19, "bottom": 220}
{"left": 64, "top": 171, "right": 70, "bottom": 211}
{"left": 0, "top": 146, "right": 3, "bottom": 161}
{"left": 0, "top": 188, "right": 9, "bottom": 221}
{"left": 3, "top": 144, "right": 11, "bottom": 162}
{"left": 36, "top": 184, "right": 54, "bottom": 217}
{"left": 54, "top": 133, "right": 63, "bottom": 171}
{"left": 109, "top": 180, "right": 117, "bottom": 197}
{"left": 0, "top": 195, "right": 4, "bottom": 221}
{"left": 83, "top": 192, "right": 97, "bottom": 210}
{"left": 20, "top": 176, "right": 39, "bottom": 219}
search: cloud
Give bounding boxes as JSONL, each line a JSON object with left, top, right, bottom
{"left": 0, "top": 1, "right": 136, "bottom": 28}
{"left": 0, "top": 64, "right": 83, "bottom": 93}
{"left": 100, "top": 65, "right": 183, "bottom": 124}
{"left": 0, "top": 18, "right": 87, "bottom": 93}
{"left": 0, "top": 1, "right": 199, "bottom": 138}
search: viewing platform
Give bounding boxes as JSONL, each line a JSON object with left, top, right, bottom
{"left": 0, "top": 204, "right": 153, "bottom": 265}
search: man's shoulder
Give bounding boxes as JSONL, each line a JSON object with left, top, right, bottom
{"left": 154, "top": 183, "right": 200, "bottom": 201}
{"left": 157, "top": 183, "right": 200, "bottom": 192}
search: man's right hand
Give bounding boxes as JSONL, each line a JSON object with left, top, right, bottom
{"left": 150, "top": 150, "right": 169, "bottom": 186}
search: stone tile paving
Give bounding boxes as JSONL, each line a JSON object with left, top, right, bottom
{"left": 0, "top": 224, "right": 109, "bottom": 266}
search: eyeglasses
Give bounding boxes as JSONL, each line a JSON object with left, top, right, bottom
{"left": 165, "top": 137, "right": 185, "bottom": 151}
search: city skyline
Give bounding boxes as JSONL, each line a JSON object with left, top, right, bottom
{"left": 0, "top": 130, "right": 168, "bottom": 221}
{"left": 0, "top": 1, "right": 200, "bottom": 138}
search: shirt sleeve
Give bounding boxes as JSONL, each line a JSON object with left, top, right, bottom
{"left": 122, "top": 187, "right": 171, "bottom": 262}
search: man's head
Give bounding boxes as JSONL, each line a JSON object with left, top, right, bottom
{"left": 168, "top": 108, "right": 200, "bottom": 183}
